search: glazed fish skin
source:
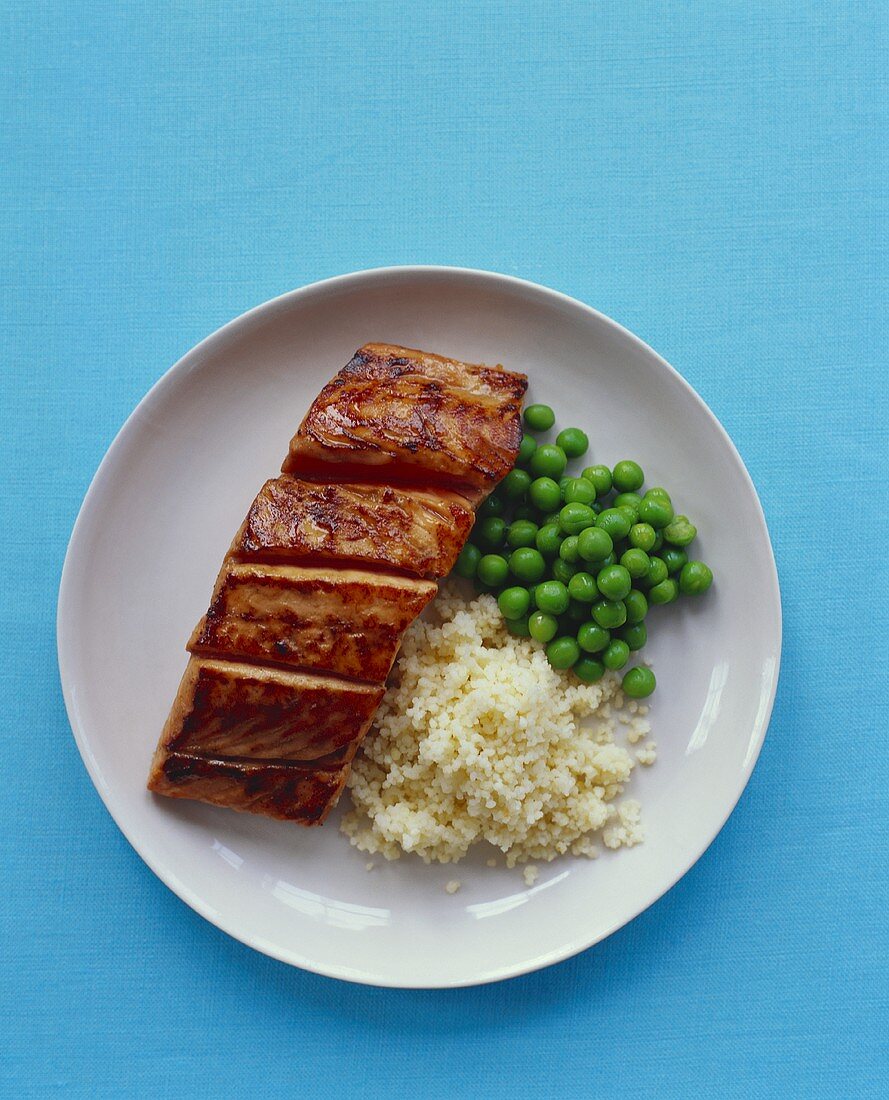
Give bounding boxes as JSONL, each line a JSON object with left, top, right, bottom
{"left": 153, "top": 657, "right": 384, "bottom": 763}
{"left": 189, "top": 562, "right": 437, "bottom": 681}
{"left": 149, "top": 752, "right": 349, "bottom": 824}
{"left": 281, "top": 344, "right": 528, "bottom": 496}
{"left": 232, "top": 477, "right": 474, "bottom": 579}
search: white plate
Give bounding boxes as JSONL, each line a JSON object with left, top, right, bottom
{"left": 58, "top": 267, "right": 781, "bottom": 987}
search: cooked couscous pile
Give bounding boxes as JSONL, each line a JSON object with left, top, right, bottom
{"left": 340, "top": 585, "right": 654, "bottom": 867}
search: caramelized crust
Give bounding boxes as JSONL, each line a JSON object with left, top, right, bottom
{"left": 281, "top": 344, "right": 527, "bottom": 497}
{"left": 148, "top": 752, "right": 348, "bottom": 824}
{"left": 154, "top": 658, "right": 384, "bottom": 763}
{"left": 189, "top": 563, "right": 437, "bottom": 681}
{"left": 231, "top": 477, "right": 474, "bottom": 579}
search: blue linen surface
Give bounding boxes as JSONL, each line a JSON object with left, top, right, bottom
{"left": 1, "top": 2, "right": 886, "bottom": 1096}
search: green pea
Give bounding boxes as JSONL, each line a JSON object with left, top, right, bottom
{"left": 477, "top": 553, "right": 509, "bottom": 587}
{"left": 541, "top": 510, "right": 563, "bottom": 527}
{"left": 592, "top": 501, "right": 603, "bottom": 514}
{"left": 581, "top": 464, "right": 613, "bottom": 497}
{"left": 613, "top": 493, "right": 642, "bottom": 521}
{"left": 574, "top": 657, "right": 605, "bottom": 684}
{"left": 577, "top": 526, "right": 613, "bottom": 563}
{"left": 530, "top": 444, "right": 568, "bottom": 480}
{"left": 498, "top": 586, "right": 531, "bottom": 620}
{"left": 500, "top": 468, "right": 532, "bottom": 501}
{"left": 562, "top": 477, "right": 597, "bottom": 506}
{"left": 558, "top": 534, "right": 579, "bottom": 562}
{"left": 643, "top": 556, "right": 669, "bottom": 588}
{"left": 638, "top": 493, "right": 674, "bottom": 529}
{"left": 477, "top": 492, "right": 503, "bottom": 519}
{"left": 622, "top": 666, "right": 656, "bottom": 698}
{"left": 597, "top": 564, "right": 632, "bottom": 600}
{"left": 620, "top": 548, "right": 650, "bottom": 579}
{"left": 618, "top": 621, "right": 647, "bottom": 651}
{"left": 552, "top": 558, "right": 579, "bottom": 585}
{"left": 660, "top": 547, "right": 688, "bottom": 575}
{"left": 600, "top": 551, "right": 617, "bottom": 567}
{"left": 628, "top": 523, "right": 657, "bottom": 551}
{"left": 602, "top": 639, "right": 630, "bottom": 670}
{"left": 546, "top": 635, "right": 581, "bottom": 670}
{"left": 513, "top": 504, "right": 536, "bottom": 522}
{"left": 476, "top": 516, "right": 506, "bottom": 550}
{"left": 680, "top": 560, "right": 714, "bottom": 595}
{"left": 473, "top": 576, "right": 499, "bottom": 595}
{"left": 506, "top": 519, "right": 539, "bottom": 549}
{"left": 596, "top": 508, "right": 632, "bottom": 540}
{"left": 577, "top": 622, "right": 610, "bottom": 653}
{"left": 616, "top": 506, "right": 637, "bottom": 527}
{"left": 565, "top": 598, "right": 591, "bottom": 623}
{"left": 524, "top": 403, "right": 556, "bottom": 432}
{"left": 516, "top": 434, "right": 537, "bottom": 467}
{"left": 509, "top": 547, "right": 546, "bottom": 584}
{"left": 664, "top": 515, "right": 697, "bottom": 547}
{"left": 453, "top": 542, "right": 481, "bottom": 578}
{"left": 560, "top": 502, "right": 596, "bottom": 535}
{"left": 649, "top": 578, "right": 679, "bottom": 605}
{"left": 535, "top": 523, "right": 563, "bottom": 559}
{"left": 592, "top": 599, "right": 627, "bottom": 629}
{"left": 612, "top": 460, "right": 644, "bottom": 493}
{"left": 623, "top": 589, "right": 649, "bottom": 624}
{"left": 556, "top": 427, "right": 589, "bottom": 458}
{"left": 529, "top": 476, "right": 562, "bottom": 513}
{"left": 528, "top": 610, "right": 559, "bottom": 643}
{"left": 534, "top": 580, "right": 570, "bottom": 615}
{"left": 651, "top": 530, "right": 664, "bottom": 552}
{"left": 567, "top": 571, "right": 598, "bottom": 603}
{"left": 646, "top": 486, "right": 672, "bottom": 503}
{"left": 506, "top": 617, "right": 532, "bottom": 638}
{"left": 558, "top": 475, "right": 572, "bottom": 492}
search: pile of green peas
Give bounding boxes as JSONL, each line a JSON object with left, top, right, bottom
{"left": 452, "top": 402, "right": 714, "bottom": 699}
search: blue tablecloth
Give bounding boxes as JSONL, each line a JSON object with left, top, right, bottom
{"left": 2, "top": 3, "right": 885, "bottom": 1095}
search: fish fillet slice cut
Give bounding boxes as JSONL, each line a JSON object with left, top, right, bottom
{"left": 281, "top": 344, "right": 528, "bottom": 499}
{"left": 230, "top": 476, "right": 474, "bottom": 579}
{"left": 149, "top": 657, "right": 384, "bottom": 765}
{"left": 149, "top": 752, "right": 349, "bottom": 824}
{"left": 189, "top": 562, "right": 437, "bottom": 681}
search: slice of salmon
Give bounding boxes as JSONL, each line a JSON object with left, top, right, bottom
{"left": 231, "top": 476, "right": 474, "bottom": 579}
{"left": 148, "top": 752, "right": 348, "bottom": 824}
{"left": 152, "top": 657, "right": 384, "bottom": 764}
{"left": 189, "top": 562, "right": 437, "bottom": 681}
{"left": 281, "top": 344, "right": 527, "bottom": 499}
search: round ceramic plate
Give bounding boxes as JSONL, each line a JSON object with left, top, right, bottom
{"left": 58, "top": 267, "right": 781, "bottom": 987}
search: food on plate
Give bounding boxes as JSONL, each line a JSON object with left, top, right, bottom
{"left": 149, "top": 753, "right": 350, "bottom": 823}
{"left": 148, "top": 658, "right": 384, "bottom": 763}
{"left": 231, "top": 477, "right": 475, "bottom": 579}
{"left": 147, "top": 345, "right": 528, "bottom": 822}
{"left": 189, "top": 563, "right": 437, "bottom": 681}
{"left": 452, "top": 407, "right": 714, "bottom": 698}
{"left": 281, "top": 343, "right": 526, "bottom": 502}
{"left": 341, "top": 586, "right": 652, "bottom": 866}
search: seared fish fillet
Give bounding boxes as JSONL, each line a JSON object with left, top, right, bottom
{"left": 281, "top": 343, "right": 528, "bottom": 501}
{"left": 231, "top": 476, "right": 474, "bottom": 579}
{"left": 149, "top": 753, "right": 349, "bottom": 824}
{"left": 149, "top": 344, "right": 526, "bottom": 824}
{"left": 151, "top": 657, "right": 384, "bottom": 763}
{"left": 189, "top": 562, "right": 437, "bottom": 681}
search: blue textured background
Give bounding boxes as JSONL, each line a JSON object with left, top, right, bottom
{"left": 2, "top": 2, "right": 886, "bottom": 1096}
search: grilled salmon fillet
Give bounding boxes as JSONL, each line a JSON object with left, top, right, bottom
{"left": 148, "top": 344, "right": 526, "bottom": 824}
{"left": 231, "top": 477, "right": 474, "bottom": 579}
{"left": 151, "top": 657, "right": 384, "bottom": 763}
{"left": 149, "top": 753, "right": 349, "bottom": 824}
{"left": 281, "top": 343, "right": 528, "bottom": 501}
{"left": 189, "top": 563, "right": 437, "bottom": 681}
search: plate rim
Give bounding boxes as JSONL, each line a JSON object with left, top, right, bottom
{"left": 56, "top": 264, "right": 782, "bottom": 987}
